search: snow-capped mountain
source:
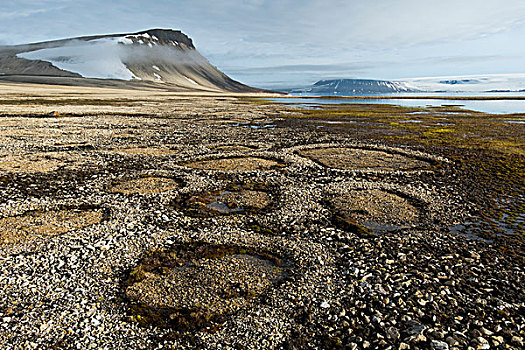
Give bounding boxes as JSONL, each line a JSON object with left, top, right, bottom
{"left": 0, "top": 29, "right": 260, "bottom": 92}
{"left": 289, "top": 79, "right": 418, "bottom": 94}
{"left": 288, "top": 75, "right": 525, "bottom": 95}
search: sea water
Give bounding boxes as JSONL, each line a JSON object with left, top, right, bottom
{"left": 270, "top": 93, "right": 525, "bottom": 114}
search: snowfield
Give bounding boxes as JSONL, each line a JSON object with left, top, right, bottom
{"left": 17, "top": 38, "right": 139, "bottom": 80}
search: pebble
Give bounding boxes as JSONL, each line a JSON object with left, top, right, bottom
{"left": 431, "top": 340, "right": 449, "bottom": 350}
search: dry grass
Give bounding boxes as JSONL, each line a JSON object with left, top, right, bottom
{"left": 299, "top": 147, "right": 430, "bottom": 171}
{"left": 0, "top": 153, "right": 66, "bottom": 173}
{"left": 110, "top": 177, "right": 180, "bottom": 195}
{"left": 0, "top": 209, "right": 103, "bottom": 244}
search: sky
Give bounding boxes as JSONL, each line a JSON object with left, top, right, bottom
{"left": 1, "top": 0, "right": 524, "bottom": 88}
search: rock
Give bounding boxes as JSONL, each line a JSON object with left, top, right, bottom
{"left": 480, "top": 327, "right": 493, "bottom": 336}
{"left": 414, "top": 334, "right": 427, "bottom": 343}
{"left": 431, "top": 340, "right": 450, "bottom": 350}
{"left": 490, "top": 336, "right": 503, "bottom": 347}
{"left": 446, "top": 336, "right": 458, "bottom": 346}
{"left": 469, "top": 251, "right": 481, "bottom": 259}
{"left": 432, "top": 329, "right": 447, "bottom": 340}
{"left": 511, "top": 336, "right": 523, "bottom": 347}
{"left": 386, "top": 326, "right": 400, "bottom": 341}
{"left": 471, "top": 329, "right": 482, "bottom": 338}
{"left": 406, "top": 320, "right": 426, "bottom": 337}
{"left": 0, "top": 93, "right": 523, "bottom": 350}
{"left": 475, "top": 337, "right": 490, "bottom": 349}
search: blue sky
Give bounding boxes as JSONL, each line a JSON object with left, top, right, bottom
{"left": 1, "top": 0, "right": 524, "bottom": 88}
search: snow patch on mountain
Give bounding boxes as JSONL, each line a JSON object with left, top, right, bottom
{"left": 117, "top": 37, "right": 134, "bottom": 45}
{"left": 291, "top": 79, "right": 417, "bottom": 94}
{"left": 400, "top": 74, "right": 525, "bottom": 92}
{"left": 184, "top": 76, "right": 198, "bottom": 85}
{"left": 17, "top": 38, "right": 139, "bottom": 80}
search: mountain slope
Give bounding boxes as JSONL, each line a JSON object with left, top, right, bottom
{"left": 0, "top": 29, "right": 261, "bottom": 93}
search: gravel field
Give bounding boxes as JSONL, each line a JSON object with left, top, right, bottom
{"left": 0, "top": 87, "right": 523, "bottom": 349}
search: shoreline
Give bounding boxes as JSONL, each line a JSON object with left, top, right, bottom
{"left": 279, "top": 95, "right": 525, "bottom": 100}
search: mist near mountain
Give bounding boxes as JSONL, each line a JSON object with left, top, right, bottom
{"left": 0, "top": 29, "right": 261, "bottom": 93}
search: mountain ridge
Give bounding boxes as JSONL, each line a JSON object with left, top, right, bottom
{"left": 285, "top": 75, "right": 525, "bottom": 95}
{"left": 0, "top": 29, "right": 263, "bottom": 93}
{"left": 288, "top": 78, "right": 417, "bottom": 94}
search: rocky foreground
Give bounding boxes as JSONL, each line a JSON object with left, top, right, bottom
{"left": 0, "top": 89, "right": 523, "bottom": 349}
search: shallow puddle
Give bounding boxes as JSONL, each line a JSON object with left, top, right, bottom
{"left": 232, "top": 122, "right": 276, "bottom": 129}
{"left": 176, "top": 185, "right": 271, "bottom": 217}
{"left": 450, "top": 213, "right": 524, "bottom": 241}
{"left": 449, "top": 222, "right": 494, "bottom": 243}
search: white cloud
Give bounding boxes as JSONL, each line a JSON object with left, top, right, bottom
{"left": 1, "top": 0, "right": 524, "bottom": 87}
{"left": 0, "top": 8, "right": 49, "bottom": 19}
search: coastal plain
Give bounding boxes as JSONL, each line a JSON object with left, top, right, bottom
{"left": 0, "top": 83, "right": 523, "bottom": 349}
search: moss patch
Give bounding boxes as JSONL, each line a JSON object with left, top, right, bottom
{"left": 0, "top": 152, "right": 67, "bottom": 174}
{"left": 329, "top": 189, "right": 420, "bottom": 234}
{"left": 211, "top": 144, "right": 258, "bottom": 152}
{"left": 122, "top": 242, "right": 286, "bottom": 332}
